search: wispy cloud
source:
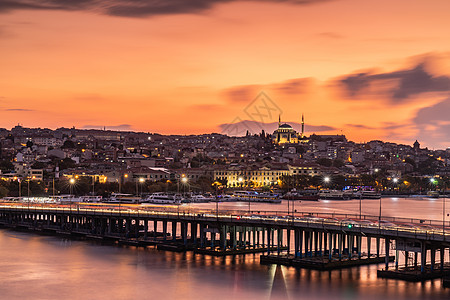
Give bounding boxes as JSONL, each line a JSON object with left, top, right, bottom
{"left": 0, "top": 0, "right": 335, "bottom": 18}
{"left": 345, "top": 124, "right": 374, "bottom": 130}
{"left": 82, "top": 124, "right": 134, "bottom": 131}
{"left": 316, "top": 32, "right": 344, "bottom": 39}
{"left": 224, "top": 78, "right": 313, "bottom": 103}
{"left": 4, "top": 108, "right": 34, "bottom": 111}
{"left": 337, "top": 60, "right": 450, "bottom": 103}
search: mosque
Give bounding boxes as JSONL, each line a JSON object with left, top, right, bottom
{"left": 272, "top": 114, "right": 305, "bottom": 145}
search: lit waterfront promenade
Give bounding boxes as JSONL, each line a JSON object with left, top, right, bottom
{"left": 0, "top": 201, "right": 450, "bottom": 282}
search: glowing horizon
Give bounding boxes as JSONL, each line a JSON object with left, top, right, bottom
{"left": 1, "top": 0, "right": 450, "bottom": 149}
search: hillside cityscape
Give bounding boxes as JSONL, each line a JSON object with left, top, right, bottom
{"left": 0, "top": 123, "right": 448, "bottom": 198}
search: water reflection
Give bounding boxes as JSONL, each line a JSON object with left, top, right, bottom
{"left": 1, "top": 197, "right": 450, "bottom": 299}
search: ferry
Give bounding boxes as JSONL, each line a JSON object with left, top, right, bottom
{"left": 233, "top": 191, "right": 281, "bottom": 203}
{"left": 78, "top": 195, "right": 103, "bottom": 203}
{"left": 189, "top": 194, "right": 215, "bottom": 203}
{"left": 283, "top": 189, "right": 319, "bottom": 201}
{"left": 426, "top": 191, "right": 440, "bottom": 199}
{"left": 318, "top": 190, "right": 353, "bottom": 200}
{"left": 354, "top": 190, "right": 381, "bottom": 199}
{"left": 104, "top": 193, "right": 142, "bottom": 204}
{"left": 144, "top": 193, "right": 183, "bottom": 204}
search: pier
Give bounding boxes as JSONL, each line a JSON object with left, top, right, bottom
{"left": 0, "top": 202, "right": 449, "bottom": 282}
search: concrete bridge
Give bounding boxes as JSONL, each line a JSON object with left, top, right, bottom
{"left": 0, "top": 202, "right": 449, "bottom": 281}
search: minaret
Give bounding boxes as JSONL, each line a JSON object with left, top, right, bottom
{"left": 278, "top": 114, "right": 281, "bottom": 127}
{"left": 301, "top": 113, "right": 304, "bottom": 138}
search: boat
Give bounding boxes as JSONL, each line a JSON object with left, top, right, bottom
{"left": 426, "top": 191, "right": 440, "bottom": 199}
{"left": 189, "top": 194, "right": 215, "bottom": 203}
{"left": 144, "top": 193, "right": 183, "bottom": 204}
{"left": 283, "top": 189, "right": 319, "bottom": 201}
{"left": 213, "top": 195, "right": 237, "bottom": 202}
{"left": 354, "top": 190, "right": 381, "bottom": 199}
{"left": 318, "top": 190, "right": 353, "bottom": 200}
{"left": 233, "top": 191, "right": 281, "bottom": 203}
{"left": 78, "top": 195, "right": 103, "bottom": 203}
{"left": 104, "top": 193, "right": 142, "bottom": 204}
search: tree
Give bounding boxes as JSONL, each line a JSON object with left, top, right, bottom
{"left": 332, "top": 159, "right": 345, "bottom": 168}
{"left": 62, "top": 140, "right": 76, "bottom": 149}
{"left": 0, "top": 160, "right": 14, "bottom": 172}
{"left": 316, "top": 158, "right": 332, "bottom": 167}
{"left": 0, "top": 185, "right": 9, "bottom": 198}
{"left": 58, "top": 157, "right": 76, "bottom": 170}
{"left": 404, "top": 157, "right": 416, "bottom": 169}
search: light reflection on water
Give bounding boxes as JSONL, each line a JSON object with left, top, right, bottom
{"left": 0, "top": 198, "right": 449, "bottom": 299}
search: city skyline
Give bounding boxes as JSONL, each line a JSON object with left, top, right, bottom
{"left": 1, "top": 0, "right": 450, "bottom": 149}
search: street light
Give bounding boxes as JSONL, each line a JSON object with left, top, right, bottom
{"left": 69, "top": 178, "right": 75, "bottom": 195}
{"left": 138, "top": 177, "right": 145, "bottom": 196}
{"left": 181, "top": 177, "right": 188, "bottom": 197}
{"left": 69, "top": 177, "right": 75, "bottom": 212}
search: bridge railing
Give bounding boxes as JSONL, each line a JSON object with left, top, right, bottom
{"left": 1, "top": 202, "right": 450, "bottom": 237}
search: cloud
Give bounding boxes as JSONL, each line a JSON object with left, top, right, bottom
{"left": 224, "top": 78, "right": 313, "bottom": 103}
{"left": 316, "top": 32, "right": 344, "bottom": 39}
{"left": 4, "top": 108, "right": 34, "bottom": 111}
{"left": 219, "top": 119, "right": 335, "bottom": 136}
{"left": 345, "top": 124, "right": 374, "bottom": 130}
{"left": 412, "top": 98, "right": 450, "bottom": 149}
{"left": 338, "top": 61, "right": 450, "bottom": 103}
{"left": 0, "top": 0, "right": 335, "bottom": 18}
{"left": 188, "top": 104, "right": 224, "bottom": 112}
{"left": 82, "top": 124, "right": 134, "bottom": 131}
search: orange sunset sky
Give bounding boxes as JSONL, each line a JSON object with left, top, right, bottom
{"left": 0, "top": 0, "right": 449, "bottom": 149}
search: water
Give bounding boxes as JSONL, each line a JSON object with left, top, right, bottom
{"left": 1, "top": 198, "right": 449, "bottom": 300}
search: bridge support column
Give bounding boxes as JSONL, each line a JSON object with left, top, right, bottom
{"left": 252, "top": 227, "right": 256, "bottom": 249}
{"left": 385, "top": 238, "right": 390, "bottom": 270}
{"left": 338, "top": 234, "right": 342, "bottom": 260}
{"left": 221, "top": 226, "right": 227, "bottom": 250}
{"left": 210, "top": 231, "right": 215, "bottom": 249}
{"left": 323, "top": 232, "right": 327, "bottom": 257}
{"left": 314, "top": 232, "right": 318, "bottom": 256}
{"left": 182, "top": 222, "right": 188, "bottom": 246}
{"left": 367, "top": 237, "right": 371, "bottom": 257}
{"left": 232, "top": 226, "right": 237, "bottom": 249}
{"left": 376, "top": 237, "right": 380, "bottom": 257}
{"left": 294, "top": 229, "right": 299, "bottom": 258}
{"left": 192, "top": 223, "right": 198, "bottom": 245}
{"left": 348, "top": 234, "right": 353, "bottom": 259}
{"left": 405, "top": 251, "right": 409, "bottom": 268}
{"left": 277, "top": 229, "right": 282, "bottom": 255}
{"left": 172, "top": 221, "right": 177, "bottom": 242}
{"left": 304, "top": 232, "right": 309, "bottom": 257}
{"left": 267, "top": 228, "right": 271, "bottom": 255}
{"left": 421, "top": 242, "right": 427, "bottom": 273}
{"left": 143, "top": 220, "right": 148, "bottom": 239}
{"left": 261, "top": 228, "right": 265, "bottom": 248}
{"left": 440, "top": 247, "right": 445, "bottom": 272}
{"left": 318, "top": 232, "right": 323, "bottom": 256}
{"left": 414, "top": 252, "right": 418, "bottom": 269}
{"left": 430, "top": 247, "right": 436, "bottom": 272}
{"left": 395, "top": 249, "right": 399, "bottom": 270}
{"left": 153, "top": 220, "right": 158, "bottom": 240}
{"left": 328, "top": 233, "right": 333, "bottom": 261}
{"left": 200, "top": 224, "right": 205, "bottom": 248}
{"left": 162, "top": 221, "right": 167, "bottom": 241}
{"left": 357, "top": 236, "right": 362, "bottom": 259}
{"left": 287, "top": 229, "right": 291, "bottom": 255}
{"left": 299, "top": 230, "right": 303, "bottom": 258}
